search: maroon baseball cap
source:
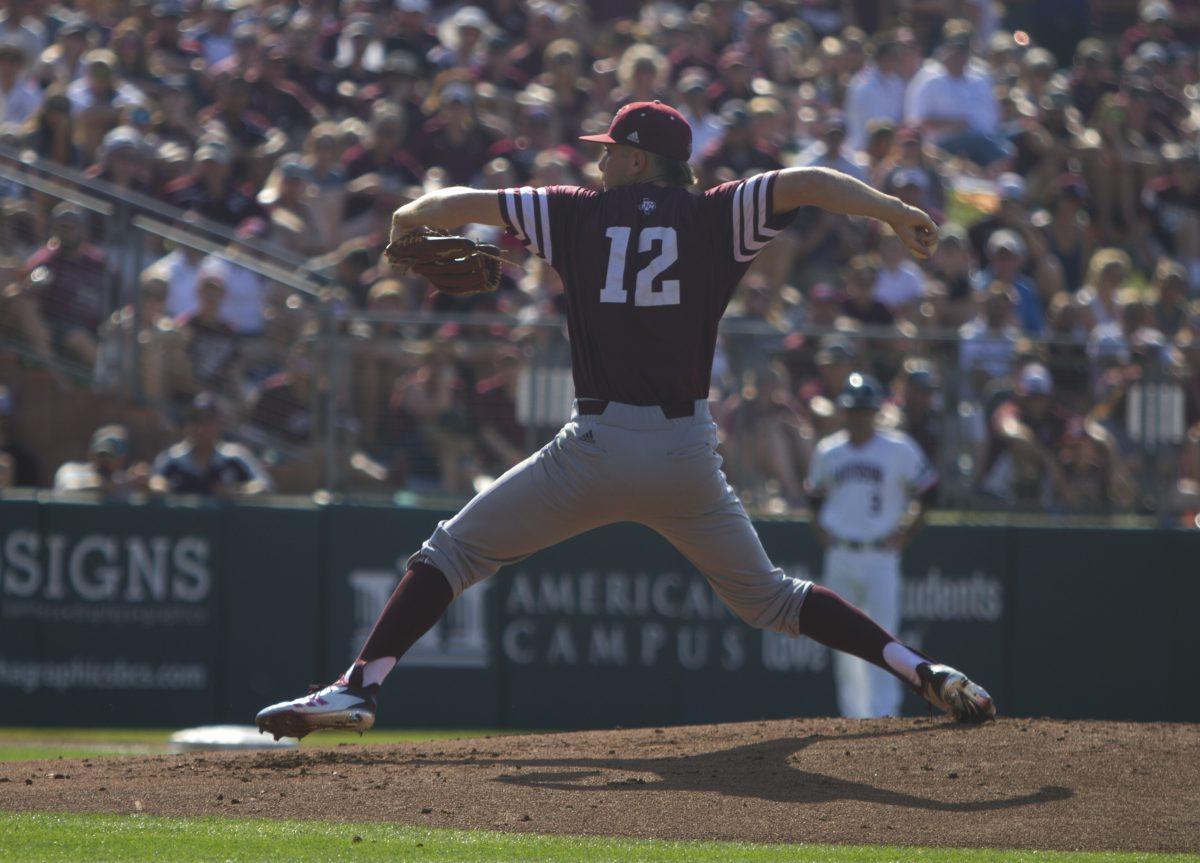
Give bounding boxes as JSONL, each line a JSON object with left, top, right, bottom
{"left": 579, "top": 100, "right": 693, "bottom": 162}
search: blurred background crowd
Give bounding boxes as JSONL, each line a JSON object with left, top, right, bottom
{"left": 1, "top": 0, "right": 1199, "bottom": 523}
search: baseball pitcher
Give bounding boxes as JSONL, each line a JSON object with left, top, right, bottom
{"left": 807, "top": 373, "right": 938, "bottom": 718}
{"left": 257, "top": 102, "right": 994, "bottom": 738}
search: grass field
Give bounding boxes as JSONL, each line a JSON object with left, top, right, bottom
{"left": 2, "top": 813, "right": 1194, "bottom": 863}
{"left": 4, "top": 728, "right": 1195, "bottom": 863}
{"left": 0, "top": 727, "right": 518, "bottom": 762}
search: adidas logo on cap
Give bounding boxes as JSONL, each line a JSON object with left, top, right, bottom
{"left": 627, "top": 131, "right": 640, "bottom": 143}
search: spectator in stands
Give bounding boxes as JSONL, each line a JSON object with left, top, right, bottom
{"left": 842, "top": 254, "right": 893, "bottom": 328}
{"left": 959, "top": 282, "right": 1021, "bottom": 397}
{"left": 162, "top": 139, "right": 268, "bottom": 227}
{"left": 979, "top": 363, "right": 1074, "bottom": 507}
{"left": 25, "top": 202, "right": 108, "bottom": 366}
{"left": 1037, "top": 174, "right": 1094, "bottom": 294}
{"left": 794, "top": 111, "right": 868, "bottom": 182}
{"left": 175, "top": 259, "right": 241, "bottom": 393}
{"left": 0, "top": 384, "right": 38, "bottom": 486}
{"left": 974, "top": 229, "right": 1045, "bottom": 335}
{"left": 150, "top": 393, "right": 271, "bottom": 496}
{"left": 1153, "top": 259, "right": 1191, "bottom": 337}
{"left": 904, "top": 20, "right": 1010, "bottom": 170}
{"left": 873, "top": 227, "right": 926, "bottom": 321}
{"left": 698, "top": 99, "right": 783, "bottom": 186}
{"left": 0, "top": 40, "right": 39, "bottom": 124}
{"left": 926, "top": 223, "right": 976, "bottom": 327}
{"left": 846, "top": 32, "right": 911, "bottom": 148}
{"left": 54, "top": 423, "right": 149, "bottom": 497}
{"left": 24, "top": 88, "right": 81, "bottom": 170}
{"left": 1077, "top": 248, "right": 1133, "bottom": 329}
{"left": 1143, "top": 143, "right": 1200, "bottom": 286}
{"left": 720, "top": 364, "right": 806, "bottom": 507}
{"left": 94, "top": 264, "right": 196, "bottom": 409}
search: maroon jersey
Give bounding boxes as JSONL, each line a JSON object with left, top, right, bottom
{"left": 497, "top": 171, "right": 797, "bottom": 405}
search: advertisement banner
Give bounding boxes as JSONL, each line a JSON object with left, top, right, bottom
{"left": 0, "top": 500, "right": 221, "bottom": 725}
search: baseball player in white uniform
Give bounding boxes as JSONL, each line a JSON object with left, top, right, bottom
{"left": 807, "top": 372, "right": 938, "bottom": 718}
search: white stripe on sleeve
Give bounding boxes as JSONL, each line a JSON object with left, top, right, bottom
{"left": 536, "top": 188, "right": 552, "bottom": 265}
{"left": 519, "top": 187, "right": 541, "bottom": 256}
{"left": 504, "top": 190, "right": 529, "bottom": 246}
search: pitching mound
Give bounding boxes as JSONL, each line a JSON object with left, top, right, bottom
{"left": 2, "top": 717, "right": 1197, "bottom": 853}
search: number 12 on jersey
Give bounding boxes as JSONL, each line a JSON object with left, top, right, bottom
{"left": 601, "top": 226, "right": 681, "bottom": 307}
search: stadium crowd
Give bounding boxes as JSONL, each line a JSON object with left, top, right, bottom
{"left": 1, "top": 0, "right": 1200, "bottom": 519}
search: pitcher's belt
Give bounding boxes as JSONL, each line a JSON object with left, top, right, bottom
{"left": 576, "top": 398, "right": 695, "bottom": 420}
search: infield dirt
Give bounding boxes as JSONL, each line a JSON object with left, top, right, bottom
{"left": 1, "top": 717, "right": 1197, "bottom": 853}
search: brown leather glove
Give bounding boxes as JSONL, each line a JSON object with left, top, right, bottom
{"left": 384, "top": 227, "right": 502, "bottom": 296}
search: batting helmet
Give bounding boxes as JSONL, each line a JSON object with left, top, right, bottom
{"left": 837, "top": 372, "right": 884, "bottom": 410}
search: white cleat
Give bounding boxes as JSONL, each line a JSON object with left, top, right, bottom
{"left": 255, "top": 680, "right": 377, "bottom": 741}
{"left": 918, "top": 663, "right": 997, "bottom": 724}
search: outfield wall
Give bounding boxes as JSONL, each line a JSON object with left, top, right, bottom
{"left": 1, "top": 495, "right": 1197, "bottom": 727}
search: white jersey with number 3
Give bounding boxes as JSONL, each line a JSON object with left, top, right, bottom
{"left": 806, "top": 430, "right": 937, "bottom": 542}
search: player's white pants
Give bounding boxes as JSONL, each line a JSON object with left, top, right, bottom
{"left": 414, "top": 400, "right": 812, "bottom": 635}
{"left": 823, "top": 547, "right": 902, "bottom": 719}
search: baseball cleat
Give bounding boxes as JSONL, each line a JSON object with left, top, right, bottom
{"left": 918, "top": 663, "right": 996, "bottom": 724}
{"left": 255, "top": 679, "right": 377, "bottom": 741}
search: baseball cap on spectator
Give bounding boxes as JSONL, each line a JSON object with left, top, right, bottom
{"left": 0, "top": 39, "right": 25, "bottom": 63}
{"left": 938, "top": 222, "right": 968, "bottom": 245}
{"left": 51, "top": 202, "right": 84, "bottom": 223}
{"left": 816, "top": 335, "right": 856, "bottom": 365}
{"left": 57, "top": 17, "right": 89, "bottom": 39}
{"left": 996, "top": 172, "right": 1026, "bottom": 203}
{"left": 1040, "top": 84, "right": 1073, "bottom": 111}
{"left": 395, "top": 0, "right": 430, "bottom": 11}
{"left": 1016, "top": 363, "right": 1053, "bottom": 397}
{"left": 579, "top": 101, "right": 694, "bottom": 162}
{"left": 1024, "top": 48, "right": 1056, "bottom": 72}
{"left": 152, "top": 0, "right": 184, "bottom": 18}
{"left": 198, "top": 257, "right": 231, "bottom": 285}
{"left": 718, "top": 48, "right": 749, "bottom": 71}
{"left": 277, "top": 155, "right": 313, "bottom": 182}
{"left": 892, "top": 168, "right": 929, "bottom": 191}
{"left": 987, "top": 229, "right": 1027, "bottom": 259}
{"left": 1088, "top": 325, "right": 1131, "bottom": 365}
{"left": 382, "top": 51, "right": 420, "bottom": 77}
{"left": 189, "top": 392, "right": 222, "bottom": 419}
{"left": 343, "top": 18, "right": 373, "bottom": 39}
{"left": 718, "top": 99, "right": 750, "bottom": 129}
{"left": 440, "top": 82, "right": 475, "bottom": 105}
{"left": 678, "top": 67, "right": 711, "bottom": 94}
{"left": 1140, "top": 0, "right": 1174, "bottom": 23}
{"left": 941, "top": 25, "right": 971, "bottom": 52}
{"left": 438, "top": 6, "right": 494, "bottom": 49}
{"left": 99, "top": 126, "right": 143, "bottom": 161}
{"left": 1053, "top": 173, "right": 1089, "bottom": 200}
{"left": 195, "top": 141, "right": 232, "bottom": 165}
{"left": 903, "top": 358, "right": 940, "bottom": 390}
{"left": 1137, "top": 42, "right": 1169, "bottom": 66}
{"left": 90, "top": 425, "right": 129, "bottom": 457}
{"left": 821, "top": 111, "right": 847, "bottom": 135}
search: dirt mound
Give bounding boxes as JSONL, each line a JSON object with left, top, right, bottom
{"left": 2, "top": 717, "right": 1197, "bottom": 852}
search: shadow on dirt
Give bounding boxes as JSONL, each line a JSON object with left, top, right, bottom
{"left": 481, "top": 725, "right": 1074, "bottom": 812}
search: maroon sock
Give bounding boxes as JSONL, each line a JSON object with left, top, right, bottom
{"left": 348, "top": 561, "right": 454, "bottom": 685}
{"left": 796, "top": 585, "right": 928, "bottom": 692}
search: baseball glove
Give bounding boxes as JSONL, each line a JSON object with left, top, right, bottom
{"left": 384, "top": 227, "right": 502, "bottom": 296}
